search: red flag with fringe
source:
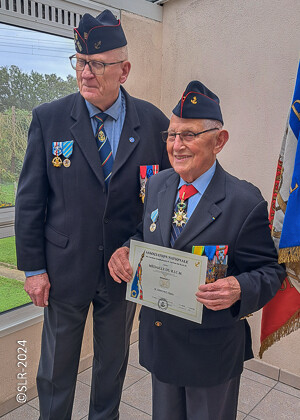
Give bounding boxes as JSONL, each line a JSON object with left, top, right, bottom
{"left": 259, "top": 62, "right": 300, "bottom": 358}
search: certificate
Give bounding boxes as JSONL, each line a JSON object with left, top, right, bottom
{"left": 126, "top": 240, "right": 208, "bottom": 324}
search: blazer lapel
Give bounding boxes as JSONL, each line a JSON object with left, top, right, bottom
{"left": 174, "top": 162, "right": 226, "bottom": 249}
{"left": 70, "top": 93, "right": 105, "bottom": 187}
{"left": 111, "top": 87, "right": 141, "bottom": 179}
{"left": 157, "top": 171, "right": 179, "bottom": 247}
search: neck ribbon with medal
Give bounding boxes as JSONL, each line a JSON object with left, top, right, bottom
{"left": 172, "top": 184, "right": 198, "bottom": 227}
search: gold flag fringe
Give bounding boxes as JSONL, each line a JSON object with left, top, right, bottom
{"left": 259, "top": 309, "right": 300, "bottom": 358}
{"left": 287, "top": 263, "right": 300, "bottom": 279}
{"left": 278, "top": 246, "right": 300, "bottom": 264}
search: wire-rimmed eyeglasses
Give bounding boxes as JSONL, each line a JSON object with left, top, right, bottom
{"left": 69, "top": 54, "right": 124, "bottom": 75}
{"left": 161, "top": 128, "right": 219, "bottom": 143}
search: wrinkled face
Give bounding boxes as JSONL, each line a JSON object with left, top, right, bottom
{"left": 76, "top": 49, "right": 130, "bottom": 110}
{"left": 167, "top": 114, "right": 228, "bottom": 183}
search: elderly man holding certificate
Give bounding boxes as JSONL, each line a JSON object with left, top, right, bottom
{"left": 109, "top": 80, "right": 285, "bottom": 420}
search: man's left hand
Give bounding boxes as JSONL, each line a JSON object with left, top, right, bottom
{"left": 195, "top": 276, "right": 241, "bottom": 311}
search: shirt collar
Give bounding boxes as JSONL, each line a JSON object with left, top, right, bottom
{"left": 85, "top": 89, "right": 122, "bottom": 121}
{"left": 178, "top": 161, "right": 217, "bottom": 194}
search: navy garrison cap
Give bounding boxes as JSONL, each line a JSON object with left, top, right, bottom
{"left": 74, "top": 10, "right": 127, "bottom": 55}
{"left": 173, "top": 80, "right": 223, "bottom": 124}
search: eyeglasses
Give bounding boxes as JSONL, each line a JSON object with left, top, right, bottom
{"left": 69, "top": 54, "right": 124, "bottom": 75}
{"left": 161, "top": 128, "right": 219, "bottom": 143}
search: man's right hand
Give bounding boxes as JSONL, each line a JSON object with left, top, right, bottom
{"left": 24, "top": 272, "right": 51, "bottom": 307}
{"left": 108, "top": 247, "right": 133, "bottom": 283}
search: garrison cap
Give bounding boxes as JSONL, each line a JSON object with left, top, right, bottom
{"left": 172, "top": 80, "right": 223, "bottom": 124}
{"left": 74, "top": 10, "right": 127, "bottom": 55}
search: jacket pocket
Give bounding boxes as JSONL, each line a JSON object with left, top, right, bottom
{"left": 44, "top": 224, "right": 69, "bottom": 248}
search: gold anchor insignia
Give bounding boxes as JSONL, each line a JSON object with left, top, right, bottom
{"left": 52, "top": 156, "right": 62, "bottom": 167}
{"left": 94, "top": 41, "right": 102, "bottom": 49}
{"left": 195, "top": 262, "right": 200, "bottom": 267}
{"left": 290, "top": 183, "right": 299, "bottom": 193}
{"left": 191, "top": 96, "right": 197, "bottom": 104}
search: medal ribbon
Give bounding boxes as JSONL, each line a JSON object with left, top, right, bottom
{"left": 62, "top": 141, "right": 74, "bottom": 158}
{"left": 179, "top": 184, "right": 198, "bottom": 201}
{"left": 204, "top": 245, "right": 217, "bottom": 261}
{"left": 216, "top": 245, "right": 228, "bottom": 264}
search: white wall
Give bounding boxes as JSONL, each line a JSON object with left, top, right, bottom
{"left": 161, "top": 0, "right": 300, "bottom": 203}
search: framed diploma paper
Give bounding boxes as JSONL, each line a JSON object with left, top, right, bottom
{"left": 126, "top": 240, "right": 208, "bottom": 324}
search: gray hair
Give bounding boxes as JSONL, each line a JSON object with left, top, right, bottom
{"left": 202, "top": 119, "right": 223, "bottom": 130}
{"left": 114, "top": 45, "right": 128, "bottom": 60}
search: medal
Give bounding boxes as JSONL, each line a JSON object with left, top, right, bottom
{"left": 139, "top": 165, "right": 159, "bottom": 203}
{"left": 172, "top": 185, "right": 198, "bottom": 227}
{"left": 150, "top": 209, "right": 158, "bottom": 232}
{"left": 150, "top": 223, "right": 156, "bottom": 232}
{"left": 63, "top": 159, "right": 71, "bottom": 167}
{"left": 62, "top": 140, "right": 74, "bottom": 168}
{"left": 172, "top": 199, "right": 188, "bottom": 227}
{"left": 52, "top": 141, "right": 63, "bottom": 167}
{"left": 52, "top": 156, "right": 62, "bottom": 167}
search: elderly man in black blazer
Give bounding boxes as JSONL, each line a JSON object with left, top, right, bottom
{"left": 109, "top": 80, "right": 286, "bottom": 420}
{"left": 15, "top": 9, "right": 169, "bottom": 420}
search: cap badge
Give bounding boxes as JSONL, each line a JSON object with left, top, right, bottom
{"left": 94, "top": 41, "right": 102, "bottom": 49}
{"left": 191, "top": 96, "right": 197, "bottom": 105}
{"left": 76, "top": 40, "right": 83, "bottom": 52}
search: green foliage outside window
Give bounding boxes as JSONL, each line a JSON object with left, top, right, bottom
{"left": 0, "top": 65, "right": 77, "bottom": 206}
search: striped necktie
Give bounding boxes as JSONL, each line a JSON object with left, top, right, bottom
{"left": 170, "top": 184, "right": 198, "bottom": 247}
{"left": 94, "top": 113, "right": 113, "bottom": 189}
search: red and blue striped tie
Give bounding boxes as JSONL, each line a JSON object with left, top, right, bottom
{"left": 95, "top": 113, "right": 113, "bottom": 190}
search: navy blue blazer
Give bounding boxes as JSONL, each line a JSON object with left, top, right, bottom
{"left": 15, "top": 87, "right": 170, "bottom": 304}
{"left": 132, "top": 163, "right": 285, "bottom": 387}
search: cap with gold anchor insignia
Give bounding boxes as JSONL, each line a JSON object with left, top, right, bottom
{"left": 172, "top": 80, "right": 223, "bottom": 123}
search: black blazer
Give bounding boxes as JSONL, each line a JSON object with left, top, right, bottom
{"left": 133, "top": 163, "right": 285, "bottom": 387}
{"left": 15, "top": 87, "right": 170, "bottom": 304}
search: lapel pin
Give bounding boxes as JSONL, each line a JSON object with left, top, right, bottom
{"left": 129, "top": 137, "right": 135, "bottom": 143}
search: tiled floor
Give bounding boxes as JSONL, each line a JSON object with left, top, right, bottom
{"left": 2, "top": 341, "right": 300, "bottom": 419}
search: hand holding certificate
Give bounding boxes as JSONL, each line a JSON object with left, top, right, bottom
{"left": 126, "top": 240, "right": 208, "bottom": 324}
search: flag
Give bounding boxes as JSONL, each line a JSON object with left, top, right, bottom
{"left": 259, "top": 61, "right": 300, "bottom": 358}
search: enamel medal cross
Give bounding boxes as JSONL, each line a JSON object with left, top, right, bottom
{"left": 172, "top": 184, "right": 198, "bottom": 227}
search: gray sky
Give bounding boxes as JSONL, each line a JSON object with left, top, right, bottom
{"left": 0, "top": 23, "right": 76, "bottom": 79}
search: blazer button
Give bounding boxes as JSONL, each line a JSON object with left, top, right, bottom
{"left": 104, "top": 218, "right": 109, "bottom": 224}
{"left": 98, "top": 245, "right": 104, "bottom": 251}
{"left": 155, "top": 321, "right": 162, "bottom": 327}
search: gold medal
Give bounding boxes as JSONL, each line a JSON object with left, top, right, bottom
{"left": 63, "top": 158, "right": 71, "bottom": 168}
{"left": 52, "top": 156, "right": 62, "bottom": 167}
{"left": 150, "top": 223, "right": 156, "bottom": 232}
